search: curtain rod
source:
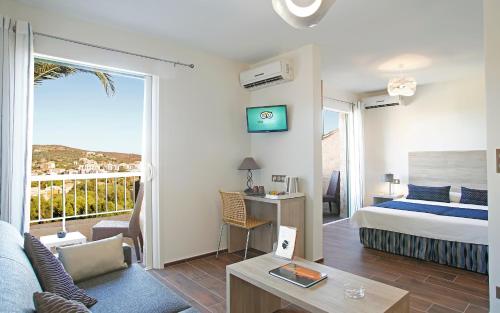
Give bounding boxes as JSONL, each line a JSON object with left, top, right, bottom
{"left": 33, "top": 32, "right": 195, "bottom": 69}
{"left": 323, "top": 96, "right": 355, "bottom": 105}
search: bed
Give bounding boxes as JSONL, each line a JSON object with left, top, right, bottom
{"left": 352, "top": 151, "right": 489, "bottom": 274}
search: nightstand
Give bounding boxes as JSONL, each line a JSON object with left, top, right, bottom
{"left": 372, "top": 194, "right": 404, "bottom": 205}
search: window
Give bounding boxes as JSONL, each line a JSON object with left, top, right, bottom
{"left": 323, "top": 108, "right": 339, "bottom": 136}
{"left": 30, "top": 57, "right": 145, "bottom": 229}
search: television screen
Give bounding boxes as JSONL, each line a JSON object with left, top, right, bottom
{"left": 246, "top": 105, "right": 288, "bottom": 133}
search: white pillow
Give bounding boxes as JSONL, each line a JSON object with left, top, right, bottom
{"left": 57, "top": 234, "right": 127, "bottom": 283}
{"left": 450, "top": 192, "right": 462, "bottom": 203}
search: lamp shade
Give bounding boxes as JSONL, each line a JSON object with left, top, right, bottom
{"left": 387, "top": 76, "right": 417, "bottom": 97}
{"left": 384, "top": 173, "right": 394, "bottom": 183}
{"left": 272, "top": 0, "right": 336, "bottom": 29}
{"left": 238, "top": 157, "right": 260, "bottom": 170}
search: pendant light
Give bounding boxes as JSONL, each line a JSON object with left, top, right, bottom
{"left": 387, "top": 65, "right": 417, "bottom": 97}
{"left": 387, "top": 76, "right": 417, "bottom": 97}
{"left": 272, "top": 0, "right": 336, "bottom": 29}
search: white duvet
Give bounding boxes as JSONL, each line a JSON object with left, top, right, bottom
{"left": 351, "top": 198, "right": 488, "bottom": 245}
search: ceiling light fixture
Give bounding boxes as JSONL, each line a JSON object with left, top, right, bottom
{"left": 387, "top": 76, "right": 417, "bottom": 97}
{"left": 387, "top": 64, "right": 417, "bottom": 97}
{"left": 272, "top": 0, "right": 336, "bottom": 29}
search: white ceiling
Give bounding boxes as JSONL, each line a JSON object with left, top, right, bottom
{"left": 17, "top": 0, "right": 484, "bottom": 93}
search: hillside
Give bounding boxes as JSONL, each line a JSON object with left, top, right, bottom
{"left": 32, "top": 145, "right": 141, "bottom": 171}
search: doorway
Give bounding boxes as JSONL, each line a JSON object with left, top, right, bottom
{"left": 29, "top": 55, "right": 159, "bottom": 268}
{"left": 322, "top": 108, "right": 349, "bottom": 224}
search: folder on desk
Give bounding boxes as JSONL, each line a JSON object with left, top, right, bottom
{"left": 269, "top": 263, "right": 327, "bottom": 288}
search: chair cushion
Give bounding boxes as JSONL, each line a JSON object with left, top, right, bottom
{"left": 34, "top": 292, "right": 91, "bottom": 313}
{"left": 57, "top": 234, "right": 128, "bottom": 283}
{"left": 23, "top": 233, "right": 97, "bottom": 307}
{"left": 92, "top": 220, "right": 129, "bottom": 241}
{"left": 93, "top": 220, "right": 129, "bottom": 229}
{"left": 77, "top": 264, "right": 191, "bottom": 313}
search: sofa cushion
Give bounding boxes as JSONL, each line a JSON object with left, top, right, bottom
{"left": 77, "top": 264, "right": 191, "bottom": 313}
{"left": 24, "top": 233, "right": 97, "bottom": 307}
{"left": 0, "top": 221, "right": 42, "bottom": 312}
{"left": 34, "top": 292, "right": 91, "bottom": 313}
{"left": 57, "top": 234, "right": 127, "bottom": 283}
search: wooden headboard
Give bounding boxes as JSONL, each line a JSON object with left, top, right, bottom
{"left": 408, "top": 151, "right": 487, "bottom": 192}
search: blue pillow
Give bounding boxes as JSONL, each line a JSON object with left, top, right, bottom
{"left": 407, "top": 184, "right": 451, "bottom": 203}
{"left": 460, "top": 187, "right": 488, "bottom": 206}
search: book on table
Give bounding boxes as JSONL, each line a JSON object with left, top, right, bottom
{"left": 269, "top": 263, "right": 328, "bottom": 288}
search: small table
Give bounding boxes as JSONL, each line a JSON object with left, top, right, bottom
{"left": 372, "top": 194, "right": 404, "bottom": 205}
{"left": 227, "top": 253, "right": 409, "bottom": 313}
{"left": 40, "top": 231, "right": 87, "bottom": 249}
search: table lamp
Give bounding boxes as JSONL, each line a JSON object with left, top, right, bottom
{"left": 384, "top": 173, "right": 394, "bottom": 195}
{"left": 238, "top": 157, "right": 260, "bottom": 193}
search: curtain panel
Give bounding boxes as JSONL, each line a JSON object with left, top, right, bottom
{"left": 0, "top": 17, "right": 34, "bottom": 233}
{"left": 347, "top": 101, "right": 365, "bottom": 216}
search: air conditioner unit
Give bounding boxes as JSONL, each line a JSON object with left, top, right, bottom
{"left": 240, "top": 60, "right": 293, "bottom": 91}
{"left": 362, "top": 94, "right": 403, "bottom": 110}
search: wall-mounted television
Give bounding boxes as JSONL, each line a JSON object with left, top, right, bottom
{"left": 246, "top": 105, "right": 288, "bottom": 133}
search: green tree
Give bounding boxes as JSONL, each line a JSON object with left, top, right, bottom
{"left": 34, "top": 59, "right": 116, "bottom": 96}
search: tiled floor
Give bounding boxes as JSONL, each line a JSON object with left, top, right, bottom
{"left": 150, "top": 219, "right": 489, "bottom": 313}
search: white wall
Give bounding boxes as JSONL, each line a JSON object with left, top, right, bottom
{"left": 249, "top": 45, "right": 323, "bottom": 261}
{"left": 363, "top": 75, "right": 486, "bottom": 204}
{"left": 485, "top": 0, "right": 500, "bottom": 310}
{"left": 322, "top": 85, "right": 358, "bottom": 113}
{"left": 1, "top": 0, "right": 251, "bottom": 264}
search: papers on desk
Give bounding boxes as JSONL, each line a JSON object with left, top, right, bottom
{"left": 265, "top": 192, "right": 305, "bottom": 200}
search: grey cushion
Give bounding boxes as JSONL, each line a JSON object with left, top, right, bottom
{"left": 57, "top": 234, "right": 127, "bottom": 283}
{"left": 34, "top": 292, "right": 91, "bottom": 313}
{"left": 24, "top": 233, "right": 97, "bottom": 307}
{"left": 0, "top": 221, "right": 42, "bottom": 313}
{"left": 78, "top": 264, "right": 191, "bottom": 313}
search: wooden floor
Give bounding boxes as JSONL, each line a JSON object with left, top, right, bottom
{"left": 151, "top": 219, "right": 489, "bottom": 313}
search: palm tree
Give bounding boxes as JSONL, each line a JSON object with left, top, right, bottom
{"left": 34, "top": 60, "right": 116, "bottom": 96}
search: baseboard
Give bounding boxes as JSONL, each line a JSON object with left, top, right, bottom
{"left": 164, "top": 249, "right": 228, "bottom": 267}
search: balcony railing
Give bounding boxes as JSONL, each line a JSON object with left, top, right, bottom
{"left": 30, "top": 172, "right": 142, "bottom": 231}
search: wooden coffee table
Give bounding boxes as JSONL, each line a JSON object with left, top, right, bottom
{"left": 226, "top": 253, "right": 409, "bottom": 313}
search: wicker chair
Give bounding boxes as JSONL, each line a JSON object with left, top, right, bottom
{"left": 92, "top": 182, "right": 144, "bottom": 261}
{"left": 216, "top": 191, "right": 273, "bottom": 260}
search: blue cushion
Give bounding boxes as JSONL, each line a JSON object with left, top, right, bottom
{"left": 0, "top": 221, "right": 42, "bottom": 312}
{"left": 460, "top": 187, "right": 488, "bottom": 206}
{"left": 77, "top": 264, "right": 192, "bottom": 313}
{"left": 407, "top": 184, "right": 451, "bottom": 203}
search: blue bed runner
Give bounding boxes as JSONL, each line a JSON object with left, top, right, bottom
{"left": 375, "top": 200, "right": 488, "bottom": 221}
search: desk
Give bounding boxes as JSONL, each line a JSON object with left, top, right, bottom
{"left": 226, "top": 253, "right": 409, "bottom": 313}
{"left": 227, "top": 194, "right": 305, "bottom": 258}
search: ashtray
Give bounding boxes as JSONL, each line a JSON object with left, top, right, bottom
{"left": 344, "top": 282, "right": 365, "bottom": 299}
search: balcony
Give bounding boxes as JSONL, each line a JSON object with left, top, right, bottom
{"left": 29, "top": 172, "right": 141, "bottom": 242}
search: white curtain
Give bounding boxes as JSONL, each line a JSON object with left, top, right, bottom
{"left": 0, "top": 17, "right": 34, "bottom": 233}
{"left": 347, "top": 101, "right": 365, "bottom": 216}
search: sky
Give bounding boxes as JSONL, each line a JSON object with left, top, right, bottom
{"left": 33, "top": 61, "right": 145, "bottom": 154}
{"left": 323, "top": 109, "right": 339, "bottom": 134}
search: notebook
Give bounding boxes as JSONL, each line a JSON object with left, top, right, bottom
{"left": 269, "top": 263, "right": 328, "bottom": 288}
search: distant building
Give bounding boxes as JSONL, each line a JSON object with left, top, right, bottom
{"left": 40, "top": 161, "right": 56, "bottom": 171}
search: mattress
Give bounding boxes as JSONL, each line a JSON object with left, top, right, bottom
{"left": 351, "top": 198, "right": 488, "bottom": 245}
